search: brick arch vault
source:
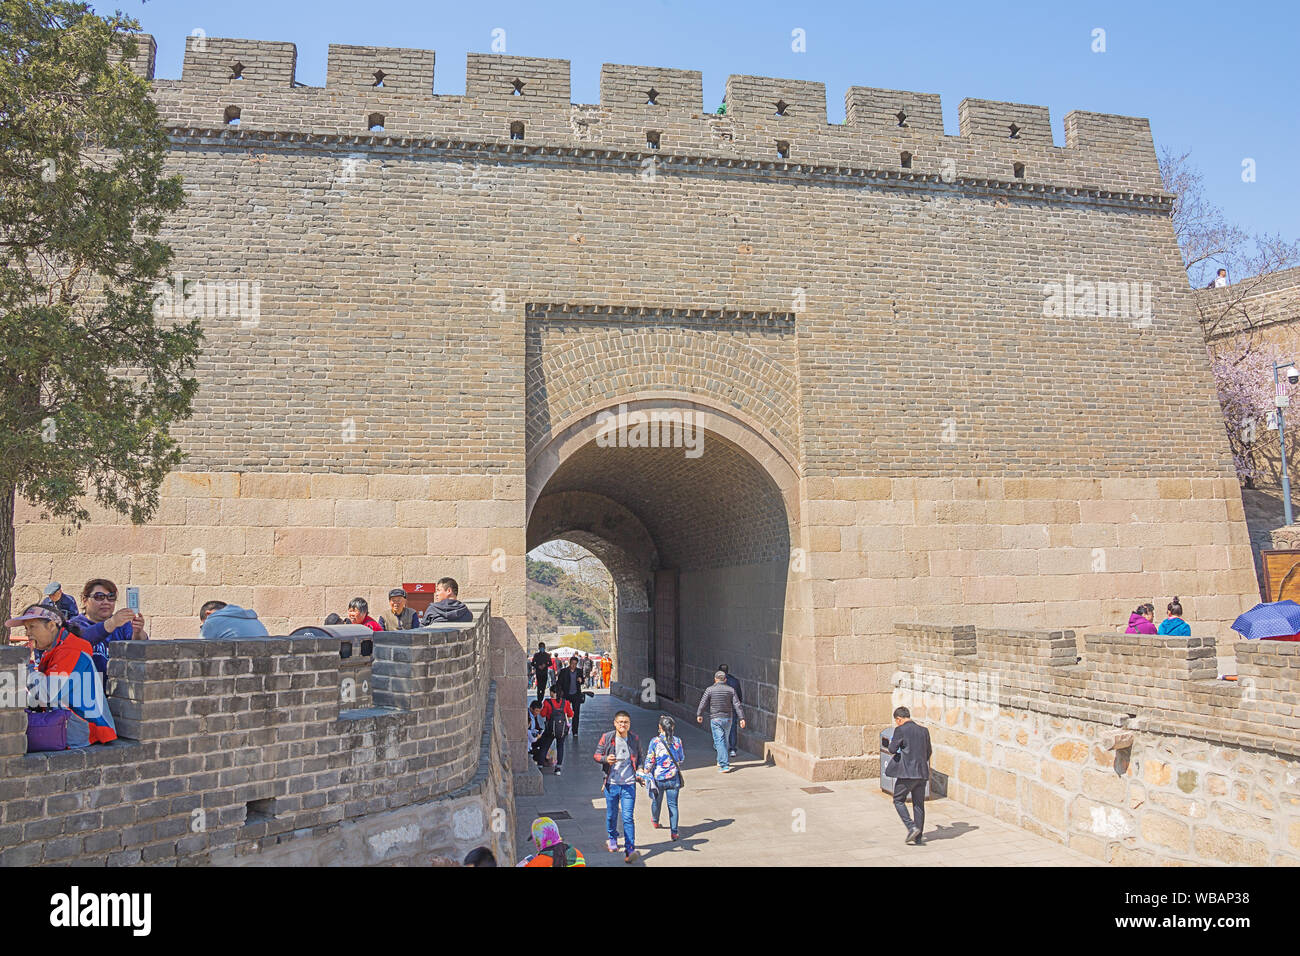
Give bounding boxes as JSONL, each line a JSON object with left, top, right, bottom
{"left": 526, "top": 396, "right": 812, "bottom": 764}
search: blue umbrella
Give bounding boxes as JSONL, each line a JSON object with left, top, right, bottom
{"left": 1230, "top": 600, "right": 1300, "bottom": 640}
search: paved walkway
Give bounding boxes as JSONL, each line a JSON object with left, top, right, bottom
{"left": 514, "top": 689, "right": 1103, "bottom": 867}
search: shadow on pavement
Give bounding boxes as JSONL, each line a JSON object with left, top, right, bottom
{"left": 921, "top": 821, "right": 980, "bottom": 842}
{"left": 635, "top": 816, "right": 736, "bottom": 861}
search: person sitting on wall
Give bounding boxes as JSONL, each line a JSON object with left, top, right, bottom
{"left": 346, "top": 598, "right": 383, "bottom": 632}
{"left": 8, "top": 603, "right": 117, "bottom": 748}
{"left": 421, "top": 577, "right": 473, "bottom": 625}
{"left": 380, "top": 588, "right": 421, "bottom": 631}
{"left": 70, "top": 578, "right": 147, "bottom": 672}
{"left": 527, "top": 700, "right": 546, "bottom": 762}
{"left": 199, "top": 600, "right": 271, "bottom": 639}
{"left": 42, "top": 582, "right": 78, "bottom": 620}
{"left": 1157, "top": 597, "right": 1191, "bottom": 636}
{"left": 1125, "top": 602, "right": 1158, "bottom": 635}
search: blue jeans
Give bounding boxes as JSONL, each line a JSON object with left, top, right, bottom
{"left": 651, "top": 781, "right": 680, "bottom": 832}
{"left": 604, "top": 782, "right": 636, "bottom": 852}
{"left": 710, "top": 717, "right": 731, "bottom": 770}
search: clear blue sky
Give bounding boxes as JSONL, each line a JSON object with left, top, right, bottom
{"left": 101, "top": 0, "right": 1297, "bottom": 242}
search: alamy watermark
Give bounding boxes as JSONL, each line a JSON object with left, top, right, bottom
{"left": 891, "top": 664, "right": 1001, "bottom": 719}
{"left": 152, "top": 273, "right": 262, "bottom": 328}
{"left": 1042, "top": 273, "right": 1153, "bottom": 327}
{"left": 595, "top": 403, "right": 704, "bottom": 458}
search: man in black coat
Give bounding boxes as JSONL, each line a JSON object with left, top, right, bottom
{"left": 556, "top": 655, "right": 586, "bottom": 740}
{"left": 887, "top": 706, "right": 933, "bottom": 845}
{"left": 531, "top": 642, "right": 552, "bottom": 704}
{"left": 719, "top": 663, "right": 743, "bottom": 757}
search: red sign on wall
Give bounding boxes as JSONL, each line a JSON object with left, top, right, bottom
{"left": 401, "top": 583, "right": 441, "bottom": 615}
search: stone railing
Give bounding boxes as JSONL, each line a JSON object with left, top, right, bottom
{"left": 893, "top": 623, "right": 1300, "bottom": 865}
{"left": 0, "top": 600, "right": 515, "bottom": 866}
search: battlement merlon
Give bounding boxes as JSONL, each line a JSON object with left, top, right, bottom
{"left": 131, "top": 33, "right": 1165, "bottom": 188}
{"left": 182, "top": 35, "right": 297, "bottom": 87}
{"left": 328, "top": 45, "right": 436, "bottom": 97}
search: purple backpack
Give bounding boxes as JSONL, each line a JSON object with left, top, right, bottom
{"left": 25, "top": 709, "right": 90, "bottom": 752}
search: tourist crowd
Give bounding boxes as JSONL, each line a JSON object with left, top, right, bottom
{"left": 5, "top": 574, "right": 477, "bottom": 754}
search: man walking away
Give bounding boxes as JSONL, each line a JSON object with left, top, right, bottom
{"left": 557, "top": 655, "right": 586, "bottom": 740}
{"left": 582, "top": 653, "right": 594, "bottom": 688}
{"left": 594, "top": 710, "right": 643, "bottom": 863}
{"left": 532, "top": 642, "right": 552, "bottom": 704}
{"left": 719, "top": 663, "right": 743, "bottom": 757}
{"left": 538, "top": 685, "right": 573, "bottom": 774}
{"left": 696, "top": 670, "right": 745, "bottom": 772}
{"left": 887, "top": 706, "right": 933, "bottom": 845}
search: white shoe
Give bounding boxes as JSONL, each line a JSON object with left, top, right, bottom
{"left": 554, "top": 767, "right": 563, "bottom": 776}
{"left": 729, "top": 749, "right": 736, "bottom": 757}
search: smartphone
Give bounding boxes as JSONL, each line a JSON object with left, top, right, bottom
{"left": 126, "top": 587, "right": 140, "bottom": 611}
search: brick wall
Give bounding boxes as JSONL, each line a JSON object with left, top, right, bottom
{"left": 0, "top": 605, "right": 511, "bottom": 866}
{"left": 11, "top": 33, "right": 1265, "bottom": 782}
{"left": 895, "top": 622, "right": 1300, "bottom": 865}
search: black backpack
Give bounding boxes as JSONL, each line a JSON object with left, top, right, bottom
{"left": 546, "top": 701, "right": 569, "bottom": 739}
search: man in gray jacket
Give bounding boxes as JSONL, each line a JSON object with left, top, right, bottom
{"left": 696, "top": 670, "right": 745, "bottom": 772}
{"left": 887, "top": 706, "right": 933, "bottom": 845}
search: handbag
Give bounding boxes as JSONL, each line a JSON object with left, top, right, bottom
{"left": 25, "top": 709, "right": 72, "bottom": 752}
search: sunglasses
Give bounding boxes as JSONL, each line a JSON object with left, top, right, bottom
{"left": 90, "top": 592, "right": 117, "bottom": 601}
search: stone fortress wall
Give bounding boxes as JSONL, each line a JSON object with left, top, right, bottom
{"left": 895, "top": 622, "right": 1300, "bottom": 865}
{"left": 13, "top": 31, "right": 1263, "bottom": 781}
{"left": 0, "top": 604, "right": 516, "bottom": 866}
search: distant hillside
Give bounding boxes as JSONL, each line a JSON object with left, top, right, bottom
{"left": 527, "top": 556, "right": 611, "bottom": 636}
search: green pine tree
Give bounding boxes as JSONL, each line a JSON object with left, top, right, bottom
{"left": 0, "top": 1, "right": 200, "bottom": 632}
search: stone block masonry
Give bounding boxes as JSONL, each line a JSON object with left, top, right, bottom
{"left": 12, "top": 32, "right": 1263, "bottom": 782}
{"left": 895, "top": 623, "right": 1300, "bottom": 865}
{"left": 0, "top": 604, "right": 515, "bottom": 866}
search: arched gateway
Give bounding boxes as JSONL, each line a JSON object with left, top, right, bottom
{"left": 526, "top": 396, "right": 807, "bottom": 765}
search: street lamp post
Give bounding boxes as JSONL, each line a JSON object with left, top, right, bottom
{"left": 1274, "top": 361, "right": 1299, "bottom": 525}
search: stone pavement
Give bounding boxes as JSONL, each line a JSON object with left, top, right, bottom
{"left": 513, "top": 689, "right": 1104, "bottom": 867}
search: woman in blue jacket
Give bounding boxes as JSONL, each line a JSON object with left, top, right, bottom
{"left": 1157, "top": 597, "right": 1191, "bottom": 635}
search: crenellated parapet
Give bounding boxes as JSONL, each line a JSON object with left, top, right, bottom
{"left": 895, "top": 623, "right": 1300, "bottom": 755}
{"left": 130, "top": 33, "right": 1169, "bottom": 203}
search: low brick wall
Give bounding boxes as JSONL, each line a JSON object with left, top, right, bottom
{"left": 0, "top": 602, "right": 507, "bottom": 866}
{"left": 894, "top": 623, "right": 1300, "bottom": 866}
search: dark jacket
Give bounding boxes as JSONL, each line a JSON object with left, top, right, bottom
{"left": 53, "top": 593, "right": 79, "bottom": 620}
{"left": 697, "top": 683, "right": 744, "bottom": 721}
{"left": 422, "top": 599, "right": 473, "bottom": 624}
{"left": 593, "top": 730, "right": 644, "bottom": 781}
{"left": 887, "top": 720, "right": 932, "bottom": 780}
{"left": 556, "top": 665, "right": 584, "bottom": 698}
{"left": 725, "top": 672, "right": 743, "bottom": 703}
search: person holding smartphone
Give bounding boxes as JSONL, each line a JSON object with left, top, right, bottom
{"left": 70, "top": 578, "right": 147, "bottom": 671}
{"left": 593, "top": 711, "right": 644, "bottom": 863}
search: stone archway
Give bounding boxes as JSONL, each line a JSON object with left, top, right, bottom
{"left": 526, "top": 397, "right": 807, "bottom": 758}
